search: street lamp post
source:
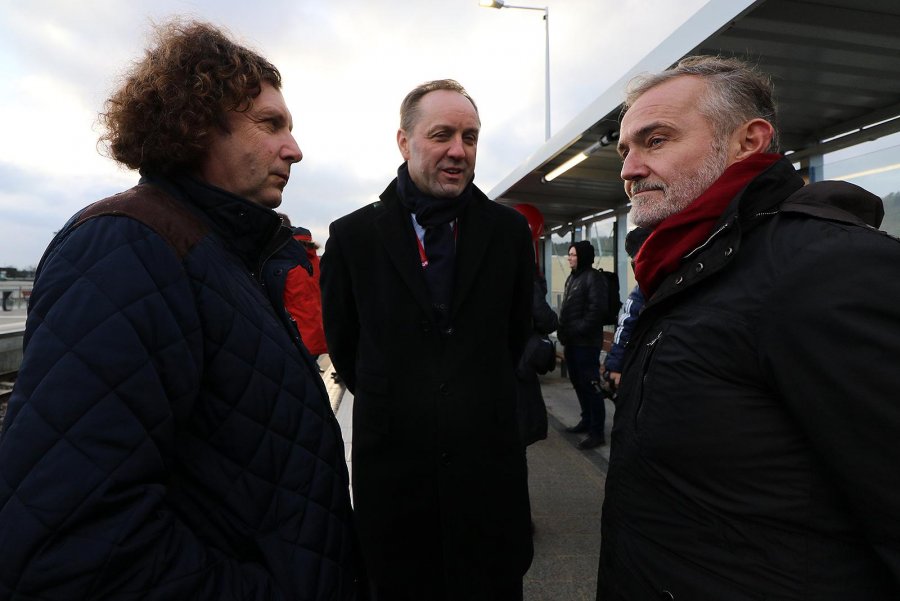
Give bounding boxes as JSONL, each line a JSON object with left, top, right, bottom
{"left": 480, "top": 0, "right": 551, "bottom": 141}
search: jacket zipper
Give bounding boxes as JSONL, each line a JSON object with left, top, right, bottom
{"left": 683, "top": 222, "right": 731, "bottom": 260}
{"left": 635, "top": 330, "right": 662, "bottom": 427}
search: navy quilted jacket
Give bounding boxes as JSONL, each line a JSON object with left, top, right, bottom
{"left": 0, "top": 176, "right": 357, "bottom": 600}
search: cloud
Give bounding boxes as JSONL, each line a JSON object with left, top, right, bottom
{"left": 0, "top": 159, "right": 134, "bottom": 266}
{"left": 0, "top": 0, "right": 711, "bottom": 267}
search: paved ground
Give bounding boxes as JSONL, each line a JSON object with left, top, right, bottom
{"left": 524, "top": 372, "right": 612, "bottom": 600}
{"left": 324, "top": 361, "right": 612, "bottom": 601}
{"left": 0, "top": 306, "right": 27, "bottom": 335}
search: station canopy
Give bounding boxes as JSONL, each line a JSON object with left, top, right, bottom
{"left": 488, "top": 0, "right": 900, "bottom": 232}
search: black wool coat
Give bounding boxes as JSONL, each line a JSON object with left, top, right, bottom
{"left": 321, "top": 179, "right": 534, "bottom": 599}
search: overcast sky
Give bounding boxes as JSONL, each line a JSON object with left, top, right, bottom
{"left": 0, "top": 0, "right": 709, "bottom": 268}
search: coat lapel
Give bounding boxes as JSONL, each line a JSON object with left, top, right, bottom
{"left": 452, "top": 191, "right": 496, "bottom": 317}
{"left": 375, "top": 182, "right": 434, "bottom": 317}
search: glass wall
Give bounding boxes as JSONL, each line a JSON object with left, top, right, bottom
{"left": 546, "top": 215, "right": 617, "bottom": 311}
{"left": 822, "top": 132, "right": 900, "bottom": 236}
{"left": 548, "top": 229, "right": 571, "bottom": 311}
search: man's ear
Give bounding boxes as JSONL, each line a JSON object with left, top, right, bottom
{"left": 732, "top": 118, "right": 775, "bottom": 161}
{"left": 397, "top": 129, "right": 410, "bottom": 161}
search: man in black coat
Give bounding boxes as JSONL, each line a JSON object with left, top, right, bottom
{"left": 321, "top": 79, "right": 534, "bottom": 600}
{"left": 599, "top": 55, "right": 900, "bottom": 599}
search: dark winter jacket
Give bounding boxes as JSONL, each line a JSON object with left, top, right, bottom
{"left": 599, "top": 158, "right": 900, "bottom": 599}
{"left": 0, "top": 176, "right": 357, "bottom": 600}
{"left": 321, "top": 179, "right": 534, "bottom": 599}
{"left": 516, "top": 271, "right": 559, "bottom": 446}
{"left": 603, "top": 284, "right": 645, "bottom": 374}
{"left": 280, "top": 227, "right": 328, "bottom": 356}
{"left": 531, "top": 271, "right": 559, "bottom": 337}
{"left": 558, "top": 242, "right": 608, "bottom": 348}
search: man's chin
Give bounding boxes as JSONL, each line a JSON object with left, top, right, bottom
{"left": 432, "top": 184, "right": 466, "bottom": 199}
{"left": 630, "top": 206, "right": 663, "bottom": 229}
{"left": 250, "top": 194, "right": 283, "bottom": 210}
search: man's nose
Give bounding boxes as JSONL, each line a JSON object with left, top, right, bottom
{"left": 446, "top": 135, "right": 466, "bottom": 158}
{"left": 284, "top": 133, "right": 303, "bottom": 164}
{"left": 620, "top": 151, "right": 648, "bottom": 182}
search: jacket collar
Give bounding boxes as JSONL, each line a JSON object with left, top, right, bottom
{"left": 374, "top": 178, "right": 496, "bottom": 324}
{"left": 646, "top": 157, "right": 804, "bottom": 308}
{"left": 143, "top": 173, "right": 290, "bottom": 276}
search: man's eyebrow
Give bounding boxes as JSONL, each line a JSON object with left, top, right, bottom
{"left": 426, "top": 124, "right": 480, "bottom": 136}
{"left": 253, "top": 107, "right": 291, "bottom": 128}
{"left": 617, "top": 121, "right": 671, "bottom": 153}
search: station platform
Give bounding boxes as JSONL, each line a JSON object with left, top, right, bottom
{"left": 321, "top": 359, "right": 612, "bottom": 601}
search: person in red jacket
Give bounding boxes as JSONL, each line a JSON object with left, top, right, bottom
{"left": 282, "top": 220, "right": 328, "bottom": 358}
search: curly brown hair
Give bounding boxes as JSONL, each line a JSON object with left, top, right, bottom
{"left": 98, "top": 19, "right": 282, "bottom": 174}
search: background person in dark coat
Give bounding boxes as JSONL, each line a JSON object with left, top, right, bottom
{"left": 513, "top": 203, "right": 558, "bottom": 447}
{"left": 0, "top": 20, "right": 358, "bottom": 600}
{"left": 557, "top": 240, "right": 610, "bottom": 450}
{"left": 599, "top": 55, "right": 900, "bottom": 599}
{"left": 321, "top": 80, "right": 534, "bottom": 600}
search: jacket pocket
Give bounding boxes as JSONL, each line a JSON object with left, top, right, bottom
{"left": 354, "top": 371, "right": 390, "bottom": 435}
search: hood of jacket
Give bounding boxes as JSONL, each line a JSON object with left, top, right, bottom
{"left": 571, "top": 240, "right": 596, "bottom": 272}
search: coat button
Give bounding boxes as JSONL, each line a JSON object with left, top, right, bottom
{"left": 441, "top": 452, "right": 451, "bottom": 466}
{"left": 660, "top": 590, "right": 675, "bottom": 600}
{"left": 725, "top": 246, "right": 734, "bottom": 257}
{"left": 439, "top": 383, "right": 450, "bottom": 395}
{"left": 674, "top": 275, "right": 684, "bottom": 285}
{"left": 443, "top": 326, "right": 454, "bottom": 335}
{"left": 694, "top": 262, "right": 704, "bottom": 273}
{"left": 421, "top": 320, "right": 432, "bottom": 333}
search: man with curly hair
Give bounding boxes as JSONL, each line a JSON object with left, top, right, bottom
{"left": 0, "top": 19, "right": 359, "bottom": 600}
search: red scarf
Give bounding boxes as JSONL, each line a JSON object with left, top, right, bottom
{"left": 634, "top": 153, "right": 781, "bottom": 298}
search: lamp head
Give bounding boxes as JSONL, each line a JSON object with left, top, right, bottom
{"left": 479, "top": 0, "right": 505, "bottom": 7}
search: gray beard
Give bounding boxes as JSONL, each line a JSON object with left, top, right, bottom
{"left": 630, "top": 144, "right": 729, "bottom": 229}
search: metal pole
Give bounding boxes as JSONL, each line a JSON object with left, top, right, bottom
{"left": 543, "top": 7, "right": 550, "bottom": 140}
{"left": 489, "top": 3, "right": 551, "bottom": 141}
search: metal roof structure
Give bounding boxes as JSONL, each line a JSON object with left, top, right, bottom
{"left": 488, "top": 0, "right": 900, "bottom": 232}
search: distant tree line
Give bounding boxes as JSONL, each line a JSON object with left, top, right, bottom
{"left": 0, "top": 266, "right": 36, "bottom": 280}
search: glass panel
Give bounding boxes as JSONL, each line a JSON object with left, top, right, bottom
{"left": 547, "top": 216, "right": 621, "bottom": 314}
{"left": 548, "top": 229, "right": 572, "bottom": 311}
{"left": 586, "top": 217, "right": 616, "bottom": 273}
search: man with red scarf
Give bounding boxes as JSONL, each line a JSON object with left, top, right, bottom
{"left": 597, "top": 55, "right": 900, "bottom": 599}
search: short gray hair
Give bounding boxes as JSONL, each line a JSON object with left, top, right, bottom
{"left": 623, "top": 55, "right": 779, "bottom": 153}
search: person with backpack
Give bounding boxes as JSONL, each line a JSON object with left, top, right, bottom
{"left": 557, "top": 240, "right": 611, "bottom": 449}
